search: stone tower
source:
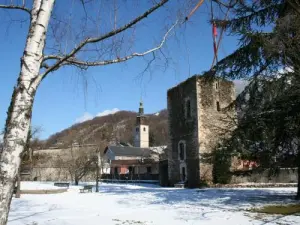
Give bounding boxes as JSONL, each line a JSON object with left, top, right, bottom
{"left": 167, "top": 75, "right": 236, "bottom": 187}
{"left": 134, "top": 101, "right": 149, "bottom": 148}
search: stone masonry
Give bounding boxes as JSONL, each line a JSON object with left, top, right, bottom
{"left": 167, "top": 74, "right": 235, "bottom": 188}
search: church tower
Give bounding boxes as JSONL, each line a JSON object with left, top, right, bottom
{"left": 134, "top": 101, "right": 149, "bottom": 148}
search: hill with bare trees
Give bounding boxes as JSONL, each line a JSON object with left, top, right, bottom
{"left": 43, "top": 109, "right": 168, "bottom": 149}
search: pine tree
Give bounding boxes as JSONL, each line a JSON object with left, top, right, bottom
{"left": 212, "top": 0, "right": 300, "bottom": 198}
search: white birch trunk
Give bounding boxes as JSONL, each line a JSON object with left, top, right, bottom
{"left": 0, "top": 1, "right": 55, "bottom": 224}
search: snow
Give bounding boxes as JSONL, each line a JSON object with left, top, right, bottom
{"left": 150, "top": 146, "right": 167, "bottom": 154}
{"left": 8, "top": 182, "right": 300, "bottom": 225}
{"left": 20, "top": 182, "right": 67, "bottom": 190}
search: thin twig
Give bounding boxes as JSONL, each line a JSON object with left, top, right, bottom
{"left": 40, "top": 0, "right": 169, "bottom": 79}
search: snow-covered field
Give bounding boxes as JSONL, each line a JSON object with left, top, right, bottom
{"left": 20, "top": 181, "right": 67, "bottom": 190}
{"left": 8, "top": 182, "right": 300, "bottom": 225}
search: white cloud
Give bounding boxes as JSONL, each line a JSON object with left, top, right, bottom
{"left": 75, "top": 108, "right": 120, "bottom": 124}
{"left": 96, "top": 108, "right": 120, "bottom": 117}
{"left": 75, "top": 112, "right": 93, "bottom": 123}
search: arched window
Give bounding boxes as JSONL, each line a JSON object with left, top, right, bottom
{"left": 143, "top": 127, "right": 146, "bottom": 132}
{"left": 178, "top": 141, "right": 186, "bottom": 161}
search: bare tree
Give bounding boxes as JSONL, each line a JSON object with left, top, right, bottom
{"left": 95, "top": 147, "right": 102, "bottom": 192}
{"left": 0, "top": 0, "right": 184, "bottom": 223}
{"left": 55, "top": 143, "right": 97, "bottom": 186}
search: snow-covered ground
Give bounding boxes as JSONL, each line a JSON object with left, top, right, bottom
{"left": 20, "top": 181, "right": 67, "bottom": 190}
{"left": 8, "top": 182, "right": 300, "bottom": 225}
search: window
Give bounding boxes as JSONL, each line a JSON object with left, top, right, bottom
{"left": 147, "top": 166, "right": 152, "bottom": 173}
{"left": 178, "top": 141, "right": 186, "bottom": 161}
{"left": 136, "top": 127, "right": 139, "bottom": 132}
{"left": 216, "top": 101, "right": 220, "bottom": 111}
{"left": 143, "top": 127, "right": 146, "bottom": 132}
{"left": 216, "top": 82, "right": 219, "bottom": 90}
{"left": 185, "top": 99, "right": 191, "bottom": 118}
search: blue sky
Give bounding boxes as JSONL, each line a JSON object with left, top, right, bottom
{"left": 0, "top": 1, "right": 243, "bottom": 140}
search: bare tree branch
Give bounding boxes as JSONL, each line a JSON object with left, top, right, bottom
{"left": 39, "top": 0, "right": 169, "bottom": 79}
{"left": 41, "top": 20, "right": 178, "bottom": 74}
{"left": 0, "top": 4, "right": 31, "bottom": 14}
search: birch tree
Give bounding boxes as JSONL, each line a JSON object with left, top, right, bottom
{"left": 0, "top": 0, "right": 182, "bottom": 223}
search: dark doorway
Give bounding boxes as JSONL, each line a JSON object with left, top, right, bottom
{"left": 159, "top": 160, "right": 168, "bottom": 186}
{"left": 181, "top": 167, "right": 186, "bottom": 181}
{"left": 128, "top": 166, "right": 135, "bottom": 174}
{"left": 114, "top": 167, "right": 119, "bottom": 175}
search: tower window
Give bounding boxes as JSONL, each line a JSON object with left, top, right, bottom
{"left": 143, "top": 127, "right": 146, "bottom": 132}
{"left": 216, "top": 101, "right": 220, "bottom": 111}
{"left": 216, "top": 82, "right": 218, "bottom": 90}
{"left": 185, "top": 99, "right": 191, "bottom": 118}
{"left": 178, "top": 141, "right": 186, "bottom": 161}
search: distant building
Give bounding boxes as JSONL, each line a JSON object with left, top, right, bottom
{"left": 134, "top": 101, "right": 149, "bottom": 148}
{"left": 167, "top": 75, "right": 236, "bottom": 187}
{"left": 103, "top": 102, "right": 165, "bottom": 181}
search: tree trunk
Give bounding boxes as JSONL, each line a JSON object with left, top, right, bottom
{"left": 75, "top": 178, "right": 79, "bottom": 186}
{"left": 15, "top": 170, "right": 21, "bottom": 199}
{"left": 96, "top": 151, "right": 101, "bottom": 192}
{"left": 296, "top": 162, "right": 300, "bottom": 200}
{"left": 0, "top": 1, "right": 55, "bottom": 224}
{"left": 96, "top": 165, "right": 99, "bottom": 192}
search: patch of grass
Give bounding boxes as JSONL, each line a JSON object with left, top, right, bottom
{"left": 250, "top": 204, "right": 300, "bottom": 215}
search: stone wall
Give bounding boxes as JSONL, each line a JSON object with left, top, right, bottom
{"left": 197, "top": 77, "right": 236, "bottom": 181}
{"left": 28, "top": 167, "right": 96, "bottom": 182}
{"left": 167, "top": 76, "right": 200, "bottom": 187}
{"left": 26, "top": 145, "right": 99, "bottom": 182}
{"left": 167, "top": 75, "right": 236, "bottom": 187}
{"left": 231, "top": 168, "right": 298, "bottom": 184}
{"left": 27, "top": 145, "right": 160, "bottom": 182}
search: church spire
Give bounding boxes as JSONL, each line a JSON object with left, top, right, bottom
{"left": 139, "top": 100, "right": 144, "bottom": 115}
{"left": 134, "top": 100, "right": 149, "bottom": 148}
{"left": 136, "top": 101, "right": 146, "bottom": 126}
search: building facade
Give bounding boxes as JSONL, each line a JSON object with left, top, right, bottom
{"left": 167, "top": 75, "right": 236, "bottom": 187}
{"left": 103, "top": 145, "right": 160, "bottom": 180}
{"left": 134, "top": 101, "right": 149, "bottom": 148}
{"left": 103, "top": 102, "right": 165, "bottom": 181}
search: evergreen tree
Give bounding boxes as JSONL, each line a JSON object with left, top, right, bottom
{"left": 211, "top": 0, "right": 300, "bottom": 198}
